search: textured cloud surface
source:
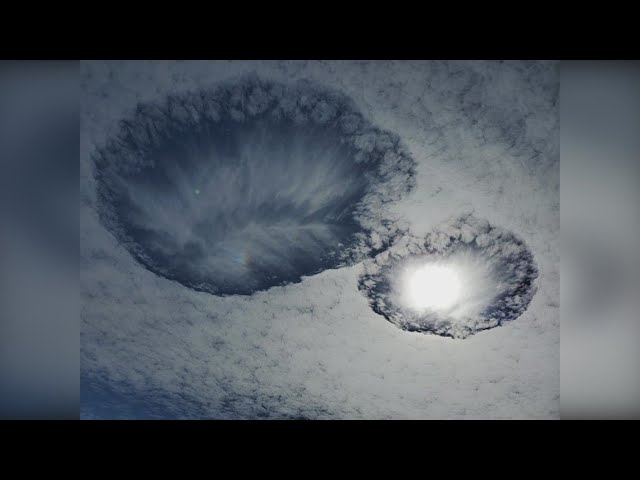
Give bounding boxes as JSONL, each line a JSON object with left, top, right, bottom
{"left": 81, "top": 61, "right": 559, "bottom": 419}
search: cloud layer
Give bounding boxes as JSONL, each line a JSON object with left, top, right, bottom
{"left": 81, "top": 61, "right": 559, "bottom": 419}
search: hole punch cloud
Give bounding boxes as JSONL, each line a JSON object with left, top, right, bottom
{"left": 358, "top": 214, "right": 538, "bottom": 338}
{"left": 93, "top": 76, "right": 416, "bottom": 295}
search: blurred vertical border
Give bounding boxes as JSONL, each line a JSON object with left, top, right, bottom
{"left": 561, "top": 61, "right": 640, "bottom": 418}
{"left": 0, "top": 61, "right": 79, "bottom": 419}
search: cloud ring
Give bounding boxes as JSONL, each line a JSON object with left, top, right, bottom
{"left": 358, "top": 215, "right": 538, "bottom": 338}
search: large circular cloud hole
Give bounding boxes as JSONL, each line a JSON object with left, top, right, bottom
{"left": 93, "top": 76, "right": 415, "bottom": 295}
{"left": 358, "top": 215, "right": 538, "bottom": 338}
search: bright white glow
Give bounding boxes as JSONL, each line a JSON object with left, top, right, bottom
{"left": 405, "top": 264, "right": 462, "bottom": 311}
{"left": 393, "top": 251, "right": 497, "bottom": 326}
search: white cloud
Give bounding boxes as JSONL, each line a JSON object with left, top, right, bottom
{"left": 81, "top": 60, "right": 559, "bottom": 419}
